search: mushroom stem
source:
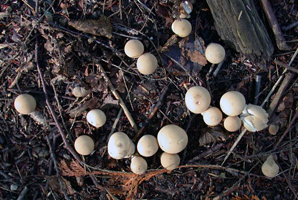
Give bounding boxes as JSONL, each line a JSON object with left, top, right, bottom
{"left": 222, "top": 128, "right": 247, "bottom": 165}
{"left": 213, "top": 60, "right": 224, "bottom": 77}
{"left": 254, "top": 75, "right": 262, "bottom": 104}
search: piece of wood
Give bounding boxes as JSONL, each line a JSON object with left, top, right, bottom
{"left": 206, "top": 0, "right": 274, "bottom": 65}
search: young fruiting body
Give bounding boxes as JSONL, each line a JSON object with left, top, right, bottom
{"left": 185, "top": 86, "right": 211, "bottom": 114}
{"left": 136, "top": 53, "right": 158, "bottom": 75}
{"left": 124, "top": 39, "right": 144, "bottom": 58}
{"left": 74, "top": 135, "right": 95, "bottom": 155}
{"left": 224, "top": 116, "right": 242, "bottom": 132}
{"left": 157, "top": 124, "right": 188, "bottom": 154}
{"left": 171, "top": 19, "right": 192, "bottom": 37}
{"left": 205, "top": 43, "right": 226, "bottom": 64}
{"left": 108, "top": 132, "right": 133, "bottom": 159}
{"left": 202, "top": 107, "right": 223, "bottom": 126}
{"left": 72, "top": 86, "right": 90, "bottom": 98}
{"left": 14, "top": 94, "right": 37, "bottom": 114}
{"left": 137, "top": 135, "right": 159, "bottom": 157}
{"left": 261, "top": 155, "right": 279, "bottom": 178}
{"left": 241, "top": 104, "right": 269, "bottom": 132}
{"left": 160, "top": 152, "right": 180, "bottom": 170}
{"left": 220, "top": 91, "right": 246, "bottom": 116}
{"left": 86, "top": 109, "right": 106, "bottom": 128}
{"left": 268, "top": 124, "right": 279, "bottom": 135}
{"left": 130, "top": 156, "right": 147, "bottom": 175}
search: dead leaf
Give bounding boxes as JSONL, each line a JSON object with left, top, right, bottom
{"left": 46, "top": 175, "right": 75, "bottom": 195}
{"left": 69, "top": 16, "right": 113, "bottom": 38}
{"left": 199, "top": 127, "right": 228, "bottom": 146}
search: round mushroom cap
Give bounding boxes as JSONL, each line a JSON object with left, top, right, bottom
{"left": 137, "top": 53, "right": 158, "bottom": 75}
{"left": 220, "top": 91, "right": 246, "bottom": 116}
{"left": 108, "top": 132, "right": 132, "bottom": 159}
{"left": 224, "top": 116, "right": 242, "bottom": 132}
{"left": 205, "top": 43, "right": 226, "bottom": 64}
{"left": 130, "top": 156, "right": 147, "bottom": 175}
{"left": 157, "top": 124, "right": 188, "bottom": 154}
{"left": 268, "top": 124, "right": 279, "bottom": 135}
{"left": 72, "top": 87, "right": 90, "bottom": 98}
{"left": 137, "top": 135, "right": 159, "bottom": 157}
{"left": 124, "top": 140, "right": 136, "bottom": 158}
{"left": 261, "top": 155, "right": 279, "bottom": 178}
{"left": 171, "top": 19, "right": 192, "bottom": 37}
{"left": 160, "top": 152, "right": 180, "bottom": 170}
{"left": 86, "top": 109, "right": 106, "bottom": 128}
{"left": 202, "top": 107, "right": 223, "bottom": 126}
{"left": 124, "top": 39, "right": 144, "bottom": 58}
{"left": 74, "top": 135, "right": 95, "bottom": 155}
{"left": 185, "top": 86, "right": 211, "bottom": 114}
{"left": 14, "top": 94, "right": 37, "bottom": 114}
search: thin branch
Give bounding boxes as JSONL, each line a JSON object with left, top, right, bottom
{"left": 275, "top": 60, "right": 298, "bottom": 74}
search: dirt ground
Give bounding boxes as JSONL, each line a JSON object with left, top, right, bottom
{"left": 0, "top": 0, "right": 297, "bottom": 199}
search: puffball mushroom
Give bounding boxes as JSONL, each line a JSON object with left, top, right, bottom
{"left": 136, "top": 53, "right": 158, "bottom": 75}
{"left": 261, "top": 155, "right": 279, "bottom": 178}
{"left": 124, "top": 140, "right": 135, "bottom": 158}
{"left": 130, "top": 156, "right": 147, "bottom": 175}
{"left": 268, "top": 124, "right": 279, "bottom": 135}
{"left": 202, "top": 107, "right": 223, "bottom": 126}
{"left": 224, "top": 116, "right": 242, "bottom": 132}
{"left": 124, "top": 39, "right": 144, "bottom": 58}
{"left": 74, "top": 135, "right": 95, "bottom": 155}
{"left": 14, "top": 94, "right": 37, "bottom": 115}
{"left": 86, "top": 109, "right": 106, "bottom": 128}
{"left": 220, "top": 91, "right": 246, "bottom": 116}
{"left": 108, "top": 132, "right": 133, "bottom": 159}
{"left": 137, "top": 135, "right": 159, "bottom": 157}
{"left": 171, "top": 19, "right": 192, "bottom": 37}
{"left": 157, "top": 124, "right": 188, "bottom": 154}
{"left": 240, "top": 104, "right": 269, "bottom": 132}
{"left": 205, "top": 43, "right": 226, "bottom": 64}
{"left": 185, "top": 86, "right": 211, "bottom": 114}
{"left": 72, "top": 86, "right": 90, "bottom": 98}
{"left": 160, "top": 152, "right": 180, "bottom": 170}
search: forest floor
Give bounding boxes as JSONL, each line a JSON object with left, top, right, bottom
{"left": 0, "top": 0, "right": 297, "bottom": 199}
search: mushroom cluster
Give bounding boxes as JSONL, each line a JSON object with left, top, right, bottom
{"left": 240, "top": 104, "right": 269, "bottom": 132}
{"left": 124, "top": 39, "right": 158, "bottom": 75}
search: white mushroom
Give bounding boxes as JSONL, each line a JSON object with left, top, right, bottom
{"left": 72, "top": 87, "right": 90, "bottom": 98}
{"left": 124, "top": 39, "right": 144, "bottom": 58}
{"left": 130, "top": 156, "right": 147, "bottom": 175}
{"left": 185, "top": 86, "right": 211, "bottom": 114}
{"left": 14, "top": 94, "right": 37, "bottom": 115}
{"left": 223, "top": 116, "right": 242, "bottom": 132}
{"left": 220, "top": 91, "right": 246, "bottom": 116}
{"left": 205, "top": 43, "right": 226, "bottom": 64}
{"left": 137, "top": 135, "right": 159, "bottom": 157}
{"left": 160, "top": 152, "right": 180, "bottom": 170}
{"left": 124, "top": 140, "right": 136, "bottom": 158}
{"left": 108, "top": 132, "right": 132, "bottom": 159}
{"left": 86, "top": 109, "right": 106, "bottom": 128}
{"left": 202, "top": 107, "right": 223, "bottom": 126}
{"left": 171, "top": 19, "right": 192, "bottom": 37}
{"left": 157, "top": 124, "right": 188, "bottom": 154}
{"left": 240, "top": 104, "right": 269, "bottom": 132}
{"left": 261, "top": 155, "right": 279, "bottom": 178}
{"left": 74, "top": 135, "right": 95, "bottom": 155}
{"left": 136, "top": 53, "right": 158, "bottom": 75}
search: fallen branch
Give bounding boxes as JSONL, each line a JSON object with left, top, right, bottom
{"left": 275, "top": 60, "right": 298, "bottom": 74}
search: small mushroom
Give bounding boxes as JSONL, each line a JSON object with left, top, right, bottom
{"left": 224, "top": 116, "right": 242, "bottom": 132}
{"left": 108, "top": 132, "right": 132, "bottom": 159}
{"left": 137, "top": 53, "right": 158, "bottom": 75}
{"left": 130, "top": 156, "right": 147, "bottom": 175}
{"left": 124, "top": 39, "right": 144, "bottom": 58}
{"left": 171, "top": 19, "right": 192, "bottom": 37}
{"left": 14, "top": 94, "right": 37, "bottom": 115}
{"left": 185, "top": 86, "right": 211, "bottom": 114}
{"left": 72, "top": 86, "right": 90, "bottom": 98}
{"left": 220, "top": 91, "right": 246, "bottom": 116}
{"left": 74, "top": 135, "right": 95, "bottom": 155}
{"left": 157, "top": 124, "right": 188, "bottom": 154}
{"left": 86, "top": 109, "right": 106, "bottom": 128}
{"left": 160, "top": 152, "right": 180, "bottom": 170}
{"left": 137, "top": 135, "right": 159, "bottom": 157}
{"left": 268, "top": 124, "right": 279, "bottom": 135}
{"left": 205, "top": 43, "right": 226, "bottom": 64}
{"left": 261, "top": 155, "right": 279, "bottom": 178}
{"left": 124, "top": 140, "right": 136, "bottom": 158}
{"left": 202, "top": 107, "right": 223, "bottom": 126}
{"left": 240, "top": 104, "right": 269, "bottom": 132}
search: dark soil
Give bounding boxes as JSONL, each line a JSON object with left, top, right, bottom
{"left": 0, "top": 0, "right": 297, "bottom": 199}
